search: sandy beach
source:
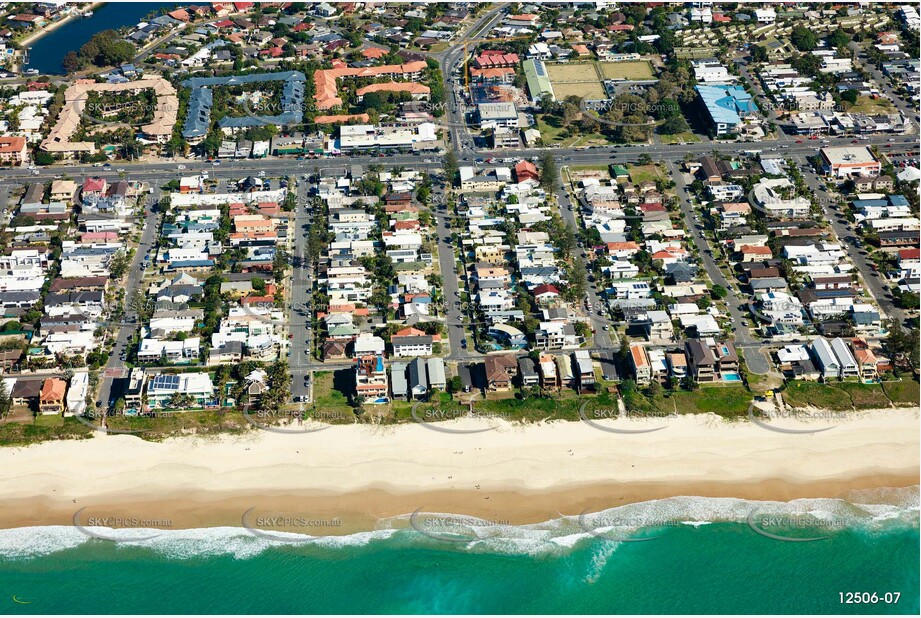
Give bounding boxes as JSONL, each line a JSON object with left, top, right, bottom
{"left": 1, "top": 409, "right": 917, "bottom": 533}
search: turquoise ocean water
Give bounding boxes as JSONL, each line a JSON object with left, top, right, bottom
{"left": 1, "top": 490, "right": 918, "bottom": 615}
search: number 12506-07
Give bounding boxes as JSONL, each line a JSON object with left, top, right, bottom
{"left": 839, "top": 592, "right": 901, "bottom": 604}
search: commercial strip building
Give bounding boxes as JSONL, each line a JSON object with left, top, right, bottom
{"left": 338, "top": 123, "right": 439, "bottom": 152}
{"left": 819, "top": 146, "right": 882, "bottom": 178}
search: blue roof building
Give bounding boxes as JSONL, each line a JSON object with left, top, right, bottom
{"left": 180, "top": 71, "right": 306, "bottom": 140}
{"left": 695, "top": 85, "right": 758, "bottom": 135}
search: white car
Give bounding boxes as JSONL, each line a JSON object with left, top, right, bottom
{"left": 116, "top": 168, "right": 125, "bottom": 172}
{"left": 178, "top": 165, "right": 186, "bottom": 170}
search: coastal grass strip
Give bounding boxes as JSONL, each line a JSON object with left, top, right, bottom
{"left": 782, "top": 382, "right": 854, "bottom": 411}
{"left": 881, "top": 379, "right": 921, "bottom": 406}
{"left": 666, "top": 386, "right": 752, "bottom": 418}
{"left": 837, "top": 383, "right": 893, "bottom": 410}
{"left": 0, "top": 417, "right": 93, "bottom": 447}
{"left": 105, "top": 410, "right": 252, "bottom": 440}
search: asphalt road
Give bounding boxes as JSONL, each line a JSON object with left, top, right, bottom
{"left": 555, "top": 170, "right": 615, "bottom": 350}
{"left": 3, "top": 34, "right": 916, "bottom": 397}
{"left": 288, "top": 177, "right": 315, "bottom": 399}
{"left": 795, "top": 155, "right": 908, "bottom": 327}
{"left": 849, "top": 41, "right": 919, "bottom": 128}
{"left": 3, "top": 132, "right": 916, "bottom": 186}
{"left": 430, "top": 185, "right": 480, "bottom": 361}
{"left": 666, "top": 160, "right": 773, "bottom": 375}
{"left": 97, "top": 184, "right": 162, "bottom": 409}
{"left": 437, "top": 5, "right": 508, "bottom": 154}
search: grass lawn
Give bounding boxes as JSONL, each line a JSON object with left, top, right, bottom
{"left": 567, "top": 164, "right": 612, "bottom": 173}
{"left": 313, "top": 371, "right": 352, "bottom": 414}
{"left": 0, "top": 417, "right": 94, "bottom": 447}
{"left": 598, "top": 60, "right": 655, "bottom": 80}
{"left": 847, "top": 96, "right": 895, "bottom": 114}
{"left": 537, "top": 117, "right": 609, "bottom": 147}
{"left": 554, "top": 80, "right": 607, "bottom": 100}
{"left": 881, "top": 379, "right": 920, "bottom": 407}
{"left": 106, "top": 409, "right": 252, "bottom": 438}
{"left": 391, "top": 394, "right": 467, "bottom": 423}
{"left": 658, "top": 132, "right": 701, "bottom": 145}
{"left": 536, "top": 117, "right": 566, "bottom": 143}
{"left": 478, "top": 389, "right": 621, "bottom": 422}
{"left": 837, "top": 382, "right": 892, "bottom": 410}
{"left": 33, "top": 413, "right": 64, "bottom": 427}
{"left": 782, "top": 382, "right": 853, "bottom": 411}
{"left": 627, "top": 164, "right": 662, "bottom": 184}
{"left": 567, "top": 132, "right": 612, "bottom": 147}
{"left": 667, "top": 385, "right": 752, "bottom": 418}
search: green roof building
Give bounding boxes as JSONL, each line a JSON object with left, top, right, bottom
{"left": 523, "top": 59, "right": 555, "bottom": 104}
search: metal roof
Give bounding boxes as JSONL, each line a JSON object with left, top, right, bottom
{"left": 695, "top": 85, "right": 757, "bottom": 126}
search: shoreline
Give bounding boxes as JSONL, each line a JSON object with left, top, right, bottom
{"left": 1, "top": 409, "right": 917, "bottom": 532}
{"left": 2, "top": 474, "right": 917, "bottom": 535}
{"left": 17, "top": 3, "right": 105, "bottom": 49}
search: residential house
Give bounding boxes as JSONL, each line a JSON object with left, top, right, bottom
{"left": 629, "top": 343, "right": 651, "bottom": 385}
{"left": 484, "top": 353, "right": 518, "bottom": 392}
{"left": 39, "top": 378, "right": 67, "bottom": 415}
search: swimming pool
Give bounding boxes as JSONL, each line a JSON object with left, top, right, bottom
{"left": 722, "top": 372, "right": 742, "bottom": 382}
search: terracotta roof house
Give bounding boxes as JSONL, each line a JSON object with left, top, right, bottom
{"left": 739, "top": 245, "right": 772, "bottom": 261}
{"left": 39, "top": 378, "right": 67, "bottom": 415}
{"left": 362, "top": 47, "right": 388, "bottom": 59}
{"left": 515, "top": 160, "right": 539, "bottom": 183}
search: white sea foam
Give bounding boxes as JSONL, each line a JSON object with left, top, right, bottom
{"left": 0, "top": 526, "right": 87, "bottom": 559}
{"left": 584, "top": 541, "right": 620, "bottom": 584}
{"left": 2, "top": 488, "right": 916, "bottom": 560}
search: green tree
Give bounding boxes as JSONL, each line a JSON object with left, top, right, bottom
{"left": 660, "top": 115, "right": 690, "bottom": 135}
{"left": 109, "top": 250, "right": 130, "bottom": 279}
{"left": 791, "top": 26, "right": 818, "bottom": 51}
{"left": 62, "top": 51, "right": 82, "bottom": 73}
{"left": 443, "top": 150, "right": 458, "bottom": 185}
{"left": 0, "top": 378, "right": 11, "bottom": 418}
{"left": 884, "top": 319, "right": 920, "bottom": 373}
{"left": 33, "top": 151, "right": 56, "bottom": 166}
{"left": 750, "top": 45, "right": 768, "bottom": 63}
{"left": 539, "top": 151, "right": 558, "bottom": 192}
{"left": 827, "top": 28, "right": 850, "bottom": 49}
